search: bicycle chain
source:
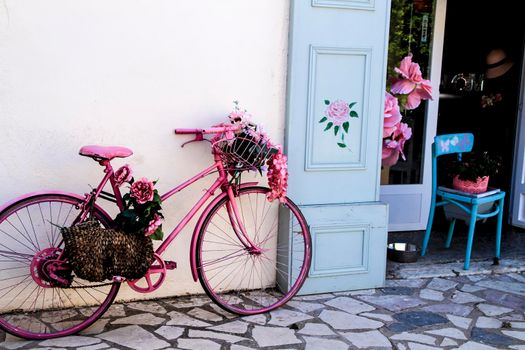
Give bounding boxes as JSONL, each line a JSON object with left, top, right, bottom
{"left": 64, "top": 282, "right": 117, "bottom": 289}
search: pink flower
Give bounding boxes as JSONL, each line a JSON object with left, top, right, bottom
{"left": 381, "top": 123, "right": 412, "bottom": 167}
{"left": 390, "top": 54, "right": 433, "bottom": 110}
{"left": 145, "top": 213, "right": 163, "bottom": 236}
{"left": 266, "top": 147, "right": 288, "bottom": 202}
{"left": 382, "top": 140, "right": 401, "bottom": 167}
{"left": 114, "top": 164, "right": 133, "bottom": 186}
{"left": 228, "top": 109, "right": 251, "bottom": 125}
{"left": 130, "top": 178, "right": 155, "bottom": 204}
{"left": 324, "top": 100, "right": 350, "bottom": 126}
{"left": 383, "top": 92, "right": 403, "bottom": 138}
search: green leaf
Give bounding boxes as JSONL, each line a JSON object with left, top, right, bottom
{"left": 324, "top": 122, "right": 333, "bottom": 131}
{"left": 149, "top": 227, "right": 163, "bottom": 241}
{"left": 349, "top": 102, "right": 357, "bottom": 108}
{"left": 319, "top": 117, "right": 327, "bottom": 123}
{"left": 337, "top": 143, "right": 346, "bottom": 148}
{"left": 350, "top": 111, "right": 359, "bottom": 118}
{"left": 324, "top": 99, "right": 330, "bottom": 105}
{"left": 341, "top": 133, "right": 345, "bottom": 140}
{"left": 342, "top": 122, "right": 349, "bottom": 133}
{"left": 334, "top": 125, "right": 340, "bottom": 136}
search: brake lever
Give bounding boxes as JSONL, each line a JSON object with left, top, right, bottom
{"left": 181, "top": 133, "right": 210, "bottom": 148}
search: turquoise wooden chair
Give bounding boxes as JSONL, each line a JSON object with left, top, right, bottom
{"left": 421, "top": 133, "right": 505, "bottom": 270}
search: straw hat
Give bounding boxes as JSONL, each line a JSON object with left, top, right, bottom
{"left": 485, "top": 48, "right": 514, "bottom": 79}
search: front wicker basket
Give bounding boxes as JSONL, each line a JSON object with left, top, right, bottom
{"left": 212, "top": 131, "right": 276, "bottom": 172}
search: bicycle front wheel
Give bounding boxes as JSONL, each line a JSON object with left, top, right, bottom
{"left": 196, "top": 186, "right": 311, "bottom": 315}
{"left": 0, "top": 194, "right": 120, "bottom": 340}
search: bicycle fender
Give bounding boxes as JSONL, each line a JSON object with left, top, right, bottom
{"left": 0, "top": 191, "right": 112, "bottom": 222}
{"left": 189, "top": 182, "right": 258, "bottom": 281}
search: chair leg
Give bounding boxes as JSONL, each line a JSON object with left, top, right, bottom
{"left": 495, "top": 197, "right": 505, "bottom": 260}
{"left": 445, "top": 219, "right": 456, "bottom": 248}
{"left": 464, "top": 204, "right": 478, "bottom": 270}
{"left": 422, "top": 199, "right": 436, "bottom": 256}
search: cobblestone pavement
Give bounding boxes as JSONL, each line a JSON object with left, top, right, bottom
{"left": 3, "top": 273, "right": 525, "bottom": 349}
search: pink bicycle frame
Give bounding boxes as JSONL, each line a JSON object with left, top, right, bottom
{"left": 83, "top": 125, "right": 260, "bottom": 282}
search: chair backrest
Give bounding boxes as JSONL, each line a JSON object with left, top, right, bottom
{"left": 430, "top": 133, "right": 474, "bottom": 193}
{"left": 433, "top": 133, "right": 474, "bottom": 157}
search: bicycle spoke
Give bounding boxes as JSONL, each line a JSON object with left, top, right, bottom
{"left": 0, "top": 194, "right": 119, "bottom": 338}
{"left": 198, "top": 187, "right": 311, "bottom": 314}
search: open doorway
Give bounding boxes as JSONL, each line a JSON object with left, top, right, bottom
{"left": 437, "top": 0, "right": 525, "bottom": 224}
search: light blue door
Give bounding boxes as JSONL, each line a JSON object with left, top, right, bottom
{"left": 284, "top": 0, "right": 392, "bottom": 293}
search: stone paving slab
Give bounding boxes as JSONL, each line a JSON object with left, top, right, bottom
{"left": 3, "top": 273, "right": 525, "bottom": 349}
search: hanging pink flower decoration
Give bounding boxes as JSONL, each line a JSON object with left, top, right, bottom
{"left": 383, "top": 92, "right": 403, "bottom": 138}
{"left": 114, "top": 164, "right": 133, "bottom": 186}
{"left": 382, "top": 54, "right": 431, "bottom": 167}
{"left": 390, "top": 54, "right": 433, "bottom": 110}
{"left": 382, "top": 122, "right": 412, "bottom": 166}
{"left": 266, "top": 147, "right": 288, "bottom": 202}
{"left": 382, "top": 140, "right": 401, "bottom": 167}
{"left": 130, "top": 178, "right": 155, "bottom": 204}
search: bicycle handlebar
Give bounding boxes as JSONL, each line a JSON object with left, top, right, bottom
{"left": 174, "top": 125, "right": 240, "bottom": 135}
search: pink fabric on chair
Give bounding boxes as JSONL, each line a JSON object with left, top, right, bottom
{"left": 79, "top": 145, "right": 133, "bottom": 160}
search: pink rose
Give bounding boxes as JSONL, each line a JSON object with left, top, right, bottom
{"left": 145, "top": 213, "right": 163, "bottom": 236}
{"left": 324, "top": 100, "right": 350, "bottom": 126}
{"left": 130, "top": 178, "right": 154, "bottom": 204}
{"left": 114, "top": 164, "right": 133, "bottom": 186}
{"left": 383, "top": 92, "right": 402, "bottom": 138}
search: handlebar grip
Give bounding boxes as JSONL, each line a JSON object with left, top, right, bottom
{"left": 174, "top": 128, "right": 202, "bottom": 134}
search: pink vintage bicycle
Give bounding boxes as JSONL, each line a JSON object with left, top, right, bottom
{"left": 0, "top": 124, "right": 311, "bottom": 340}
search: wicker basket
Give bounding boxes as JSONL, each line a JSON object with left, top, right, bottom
{"left": 212, "top": 130, "right": 276, "bottom": 172}
{"left": 62, "top": 221, "right": 154, "bottom": 282}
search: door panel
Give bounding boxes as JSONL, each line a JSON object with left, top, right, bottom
{"left": 379, "top": 0, "right": 446, "bottom": 231}
{"left": 511, "top": 55, "right": 525, "bottom": 228}
{"left": 284, "top": 0, "right": 391, "bottom": 293}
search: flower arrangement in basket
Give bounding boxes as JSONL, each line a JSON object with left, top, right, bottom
{"left": 61, "top": 167, "right": 163, "bottom": 282}
{"left": 213, "top": 102, "right": 288, "bottom": 202}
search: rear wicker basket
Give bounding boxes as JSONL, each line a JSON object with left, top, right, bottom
{"left": 62, "top": 221, "right": 154, "bottom": 282}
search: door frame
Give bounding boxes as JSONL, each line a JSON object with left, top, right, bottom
{"left": 380, "top": 0, "right": 447, "bottom": 231}
{"left": 511, "top": 44, "right": 525, "bottom": 228}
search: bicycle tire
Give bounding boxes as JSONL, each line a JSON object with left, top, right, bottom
{"left": 0, "top": 193, "right": 120, "bottom": 340}
{"left": 196, "top": 186, "right": 311, "bottom": 315}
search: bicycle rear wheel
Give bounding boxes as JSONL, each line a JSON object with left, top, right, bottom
{"left": 0, "top": 194, "right": 120, "bottom": 340}
{"left": 196, "top": 186, "right": 311, "bottom": 315}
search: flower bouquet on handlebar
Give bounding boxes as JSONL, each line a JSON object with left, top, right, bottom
{"left": 213, "top": 101, "right": 289, "bottom": 202}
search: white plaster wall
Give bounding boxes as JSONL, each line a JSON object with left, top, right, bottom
{"left": 0, "top": 0, "right": 290, "bottom": 300}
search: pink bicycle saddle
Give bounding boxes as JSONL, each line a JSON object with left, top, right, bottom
{"left": 79, "top": 145, "right": 133, "bottom": 160}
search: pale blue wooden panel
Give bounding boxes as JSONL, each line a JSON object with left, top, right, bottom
{"left": 293, "top": 202, "right": 388, "bottom": 294}
{"left": 311, "top": 0, "right": 376, "bottom": 11}
{"left": 310, "top": 225, "right": 369, "bottom": 276}
{"left": 306, "top": 46, "right": 370, "bottom": 170}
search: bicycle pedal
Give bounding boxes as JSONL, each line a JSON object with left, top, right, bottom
{"left": 112, "top": 276, "right": 127, "bottom": 282}
{"left": 165, "top": 261, "right": 177, "bottom": 270}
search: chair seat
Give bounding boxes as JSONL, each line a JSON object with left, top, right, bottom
{"left": 79, "top": 145, "right": 133, "bottom": 160}
{"left": 437, "top": 188, "right": 505, "bottom": 204}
